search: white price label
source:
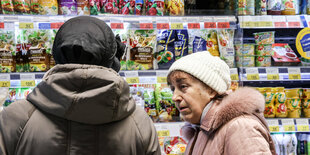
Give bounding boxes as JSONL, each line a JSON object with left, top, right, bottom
{"left": 124, "top": 71, "right": 139, "bottom": 77}
{"left": 139, "top": 77, "right": 157, "bottom": 84}
{"left": 20, "top": 74, "right": 35, "bottom": 80}
{"left": 246, "top": 68, "right": 259, "bottom": 74}
{"left": 156, "top": 71, "right": 168, "bottom": 77}
{"left": 266, "top": 68, "right": 279, "bottom": 74}
{"left": 296, "top": 119, "right": 309, "bottom": 125}
{"left": 266, "top": 119, "right": 279, "bottom": 126}
{"left": 0, "top": 74, "right": 10, "bottom": 81}
{"left": 288, "top": 68, "right": 301, "bottom": 74}
{"left": 281, "top": 119, "right": 296, "bottom": 131}
{"left": 230, "top": 68, "right": 238, "bottom": 75}
{"left": 18, "top": 16, "right": 33, "bottom": 22}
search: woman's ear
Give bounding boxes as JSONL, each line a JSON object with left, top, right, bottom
{"left": 209, "top": 88, "right": 218, "bottom": 99}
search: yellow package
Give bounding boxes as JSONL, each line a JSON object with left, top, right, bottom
{"left": 287, "top": 98, "right": 301, "bottom": 118}
{"left": 264, "top": 87, "right": 276, "bottom": 118}
{"left": 303, "top": 98, "right": 310, "bottom": 118}
{"left": 207, "top": 30, "right": 220, "bottom": 57}
{"left": 285, "top": 88, "right": 300, "bottom": 98}
{"left": 275, "top": 87, "right": 287, "bottom": 118}
{"left": 257, "top": 87, "right": 265, "bottom": 95}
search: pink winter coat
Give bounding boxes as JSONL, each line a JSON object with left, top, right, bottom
{"left": 182, "top": 87, "right": 276, "bottom": 155}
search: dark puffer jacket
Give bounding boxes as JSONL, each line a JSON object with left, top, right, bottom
{"left": 0, "top": 64, "right": 161, "bottom": 155}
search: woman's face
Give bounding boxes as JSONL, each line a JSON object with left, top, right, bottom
{"left": 168, "top": 71, "right": 217, "bottom": 124}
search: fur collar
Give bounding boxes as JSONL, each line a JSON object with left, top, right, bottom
{"left": 200, "top": 87, "right": 265, "bottom": 133}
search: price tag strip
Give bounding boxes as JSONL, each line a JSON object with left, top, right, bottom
{"left": 188, "top": 23, "right": 201, "bottom": 29}
{"left": 230, "top": 68, "right": 239, "bottom": 81}
{"left": 246, "top": 68, "right": 260, "bottom": 80}
{"left": 266, "top": 68, "right": 280, "bottom": 80}
{"left": 296, "top": 119, "right": 310, "bottom": 132}
{"left": 281, "top": 119, "right": 296, "bottom": 132}
{"left": 266, "top": 119, "right": 280, "bottom": 132}
{"left": 110, "top": 23, "right": 124, "bottom": 29}
{"left": 204, "top": 22, "right": 217, "bottom": 29}
{"left": 288, "top": 68, "right": 301, "bottom": 80}
{"left": 156, "top": 71, "right": 169, "bottom": 83}
{"left": 171, "top": 23, "right": 184, "bottom": 29}
{"left": 125, "top": 71, "right": 139, "bottom": 84}
{"left": 20, "top": 74, "right": 35, "bottom": 87}
{"left": 155, "top": 122, "right": 185, "bottom": 137}
{"left": 0, "top": 74, "right": 10, "bottom": 87}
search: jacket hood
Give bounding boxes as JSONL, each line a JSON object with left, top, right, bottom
{"left": 27, "top": 64, "right": 136, "bottom": 125}
{"left": 201, "top": 87, "right": 266, "bottom": 133}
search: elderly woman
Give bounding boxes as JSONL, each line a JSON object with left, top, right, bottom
{"left": 167, "top": 52, "right": 276, "bottom": 155}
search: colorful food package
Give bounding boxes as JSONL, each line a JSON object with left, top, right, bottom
{"left": 30, "top": 0, "right": 39, "bottom": 14}
{"left": 17, "top": 87, "right": 32, "bottom": 100}
{"left": 174, "top": 30, "right": 188, "bottom": 60}
{"left": 165, "top": 0, "right": 184, "bottom": 16}
{"left": 230, "top": 81, "right": 239, "bottom": 91}
{"left": 0, "top": 88, "right": 9, "bottom": 108}
{"left": 146, "top": 0, "right": 164, "bottom": 16}
{"left": 101, "top": 0, "right": 119, "bottom": 14}
{"left": 135, "top": 0, "right": 143, "bottom": 15}
{"left": 49, "top": 29, "right": 57, "bottom": 69}
{"left": 130, "top": 84, "right": 144, "bottom": 108}
{"left": 59, "top": 0, "right": 77, "bottom": 15}
{"left": 113, "top": 29, "right": 129, "bottom": 71}
{"left": 237, "top": 0, "right": 255, "bottom": 15}
{"left": 16, "top": 29, "right": 31, "bottom": 72}
{"left": 90, "top": 0, "right": 100, "bottom": 15}
{"left": 275, "top": 87, "right": 288, "bottom": 118}
{"left": 128, "top": 30, "right": 156, "bottom": 70}
{"left": 253, "top": 31, "right": 275, "bottom": 45}
{"left": 282, "top": 0, "right": 295, "bottom": 15}
{"left": 164, "top": 137, "right": 187, "bottom": 154}
{"left": 286, "top": 88, "right": 301, "bottom": 118}
{"left": 218, "top": 29, "right": 235, "bottom": 68}
{"left": 255, "top": 56, "right": 271, "bottom": 67}
{"left": 302, "top": 92, "right": 310, "bottom": 118}
{"left": 206, "top": 30, "right": 220, "bottom": 57}
{"left": 235, "top": 44, "right": 255, "bottom": 56}
{"left": 155, "top": 84, "right": 179, "bottom": 122}
{"left": 76, "top": 0, "right": 90, "bottom": 15}
{"left": 143, "top": 84, "right": 157, "bottom": 120}
{"left": 264, "top": 87, "right": 276, "bottom": 118}
{"left": 13, "top": 0, "right": 31, "bottom": 14}
{"left": 255, "top": 0, "right": 267, "bottom": 15}
{"left": 156, "top": 29, "right": 175, "bottom": 69}
{"left": 4, "top": 88, "right": 17, "bottom": 106}
{"left": 236, "top": 55, "right": 255, "bottom": 67}
{"left": 267, "top": 0, "right": 282, "bottom": 15}
{"left": 38, "top": 0, "right": 58, "bottom": 15}
{"left": 188, "top": 29, "right": 219, "bottom": 56}
{"left": 1, "top": 0, "right": 15, "bottom": 14}
{"left": 0, "top": 30, "right": 16, "bottom": 72}
{"left": 255, "top": 44, "right": 273, "bottom": 56}
{"left": 272, "top": 43, "right": 301, "bottom": 66}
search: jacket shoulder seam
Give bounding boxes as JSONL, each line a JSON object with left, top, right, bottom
{"left": 130, "top": 113, "right": 146, "bottom": 153}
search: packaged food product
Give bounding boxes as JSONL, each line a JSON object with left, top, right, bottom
{"left": 90, "top": 0, "right": 100, "bottom": 15}
{"left": 100, "top": 0, "right": 119, "bottom": 14}
{"left": 164, "top": 137, "right": 187, "bottom": 154}
{"left": 76, "top": 0, "right": 90, "bottom": 15}
{"left": 30, "top": 0, "right": 39, "bottom": 14}
{"left": 236, "top": 55, "right": 255, "bottom": 67}
{"left": 4, "top": 88, "right": 16, "bottom": 106}
{"left": 0, "top": 88, "right": 8, "bottom": 108}
{"left": 255, "top": 0, "right": 267, "bottom": 15}
{"left": 156, "top": 29, "right": 175, "bottom": 69}
{"left": 255, "top": 56, "right": 271, "bottom": 67}
{"left": 235, "top": 44, "right": 255, "bottom": 56}
{"left": 174, "top": 30, "right": 188, "bottom": 60}
{"left": 303, "top": 98, "right": 310, "bottom": 117}
{"left": 282, "top": 0, "right": 295, "bottom": 15}
{"left": 206, "top": 30, "right": 220, "bottom": 57}
{"left": 267, "top": 0, "right": 282, "bottom": 15}
{"left": 38, "top": 0, "right": 58, "bottom": 15}
{"left": 237, "top": 0, "right": 247, "bottom": 15}
{"left": 275, "top": 87, "right": 288, "bottom": 118}
{"left": 143, "top": 84, "right": 157, "bottom": 121}
{"left": 286, "top": 88, "right": 301, "bottom": 118}
{"left": 1, "top": 0, "right": 15, "bottom": 14}
{"left": 165, "top": 0, "right": 184, "bottom": 16}
{"left": 218, "top": 29, "right": 235, "bottom": 68}
{"left": 230, "top": 81, "right": 239, "bottom": 91}
{"left": 59, "top": 0, "right": 77, "bottom": 15}
{"left": 188, "top": 29, "right": 207, "bottom": 55}
{"left": 272, "top": 43, "right": 301, "bottom": 66}
{"left": 264, "top": 87, "right": 276, "bottom": 118}
{"left": 253, "top": 31, "right": 275, "bottom": 45}
{"left": 283, "top": 134, "right": 298, "bottom": 155}
{"left": 13, "top": 0, "right": 30, "bottom": 14}
{"left": 255, "top": 44, "right": 273, "bottom": 56}
{"left": 0, "top": 30, "right": 16, "bottom": 72}
{"left": 146, "top": 0, "right": 164, "bottom": 16}
{"left": 135, "top": 0, "right": 143, "bottom": 15}
{"left": 155, "top": 84, "right": 179, "bottom": 122}
{"left": 257, "top": 87, "right": 266, "bottom": 95}
{"left": 128, "top": 30, "right": 156, "bottom": 70}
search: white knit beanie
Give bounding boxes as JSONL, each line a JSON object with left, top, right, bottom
{"left": 168, "top": 51, "right": 231, "bottom": 94}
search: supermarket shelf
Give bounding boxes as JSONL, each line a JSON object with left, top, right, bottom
{"left": 154, "top": 122, "right": 185, "bottom": 137}
{"left": 266, "top": 118, "right": 310, "bottom": 133}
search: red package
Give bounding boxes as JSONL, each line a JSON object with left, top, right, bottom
{"left": 146, "top": 0, "right": 164, "bottom": 16}
{"left": 120, "top": 0, "right": 135, "bottom": 14}
{"left": 102, "top": 0, "right": 118, "bottom": 14}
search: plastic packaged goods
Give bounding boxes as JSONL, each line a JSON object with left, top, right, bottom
{"left": 0, "top": 88, "right": 9, "bottom": 109}
{"left": 255, "top": 0, "right": 267, "bottom": 15}
{"left": 163, "top": 137, "right": 187, "bottom": 155}
{"left": 255, "top": 44, "right": 273, "bottom": 56}
{"left": 135, "top": 0, "right": 143, "bottom": 15}
{"left": 38, "top": 0, "right": 58, "bottom": 15}
{"left": 188, "top": 29, "right": 219, "bottom": 56}
{"left": 267, "top": 0, "right": 282, "bottom": 15}
{"left": 13, "top": 0, "right": 31, "bottom": 14}
{"left": 303, "top": 92, "right": 310, "bottom": 117}
{"left": 236, "top": 55, "right": 255, "bottom": 67}
{"left": 264, "top": 87, "right": 276, "bottom": 118}
{"left": 272, "top": 43, "right": 301, "bottom": 66}
{"left": 156, "top": 29, "right": 175, "bottom": 69}
{"left": 275, "top": 87, "right": 288, "bottom": 118}
{"left": 255, "top": 56, "right": 271, "bottom": 67}
{"left": 4, "top": 88, "right": 17, "bottom": 106}
{"left": 235, "top": 44, "right": 255, "bottom": 56}
{"left": 59, "top": 0, "right": 77, "bottom": 15}
{"left": 282, "top": 0, "right": 296, "bottom": 15}
{"left": 237, "top": 0, "right": 255, "bottom": 15}
{"left": 297, "top": 134, "right": 308, "bottom": 155}
{"left": 128, "top": 30, "right": 156, "bottom": 70}
{"left": 218, "top": 29, "right": 235, "bottom": 68}
{"left": 253, "top": 32, "right": 275, "bottom": 45}
{"left": 1, "top": 0, "right": 15, "bottom": 14}
{"left": 120, "top": 0, "right": 135, "bottom": 15}
{"left": 174, "top": 30, "right": 188, "bottom": 60}
{"left": 76, "top": 0, "right": 90, "bottom": 15}
{"left": 146, "top": 0, "right": 164, "bottom": 16}
{"left": 0, "top": 30, "right": 16, "bottom": 73}
{"left": 284, "top": 134, "right": 298, "bottom": 155}
{"left": 307, "top": 134, "right": 310, "bottom": 154}
{"left": 130, "top": 85, "right": 145, "bottom": 108}
{"left": 165, "top": 0, "right": 184, "bottom": 15}
{"left": 30, "top": 0, "right": 39, "bottom": 14}
{"left": 143, "top": 84, "right": 157, "bottom": 121}
{"left": 286, "top": 88, "right": 302, "bottom": 118}
{"left": 90, "top": 0, "right": 100, "bottom": 15}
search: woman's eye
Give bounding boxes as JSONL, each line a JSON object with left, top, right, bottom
{"left": 180, "top": 85, "right": 188, "bottom": 89}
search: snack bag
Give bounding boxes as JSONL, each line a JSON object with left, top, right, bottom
{"left": 253, "top": 31, "right": 275, "bottom": 45}
{"left": 164, "top": 137, "right": 187, "bottom": 154}
{"left": 90, "top": 0, "right": 100, "bottom": 15}
{"left": 143, "top": 84, "right": 157, "bottom": 121}
{"left": 267, "top": 0, "right": 282, "bottom": 15}
{"left": 156, "top": 29, "right": 175, "bottom": 69}
{"left": 303, "top": 91, "right": 310, "bottom": 117}
{"left": 188, "top": 29, "right": 207, "bottom": 55}
{"left": 4, "top": 88, "right": 16, "bottom": 106}
{"left": 165, "top": 0, "right": 184, "bottom": 15}
{"left": 206, "top": 30, "right": 220, "bottom": 56}
{"left": 255, "top": 0, "right": 267, "bottom": 15}
{"left": 286, "top": 88, "right": 301, "bottom": 118}
{"left": 264, "top": 87, "right": 276, "bottom": 118}
{"left": 0, "top": 30, "right": 16, "bottom": 73}
{"left": 113, "top": 29, "right": 129, "bottom": 71}
{"left": 135, "top": 0, "right": 143, "bottom": 15}
{"left": 255, "top": 44, "right": 273, "bottom": 56}
{"left": 255, "top": 56, "right": 271, "bottom": 67}
{"left": 30, "top": 0, "right": 39, "bottom": 14}
{"left": 16, "top": 29, "right": 32, "bottom": 72}
{"left": 38, "top": 0, "right": 58, "bottom": 15}
{"left": 59, "top": 0, "right": 77, "bottom": 15}
{"left": 218, "top": 29, "right": 235, "bottom": 68}
{"left": 13, "top": 0, "right": 31, "bottom": 14}
{"left": 128, "top": 30, "right": 156, "bottom": 70}
{"left": 174, "top": 30, "right": 188, "bottom": 60}
{"left": 235, "top": 44, "right": 255, "bottom": 56}
{"left": 101, "top": 0, "right": 118, "bottom": 14}
{"left": 146, "top": 0, "right": 164, "bottom": 16}
{"left": 76, "top": 0, "right": 90, "bottom": 15}
{"left": 1, "top": 0, "right": 15, "bottom": 14}
{"left": 275, "top": 87, "right": 288, "bottom": 117}
{"left": 282, "top": 0, "right": 295, "bottom": 15}
{"left": 236, "top": 55, "right": 255, "bottom": 67}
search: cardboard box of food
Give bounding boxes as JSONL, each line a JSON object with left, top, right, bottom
{"left": 272, "top": 43, "right": 301, "bottom": 66}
